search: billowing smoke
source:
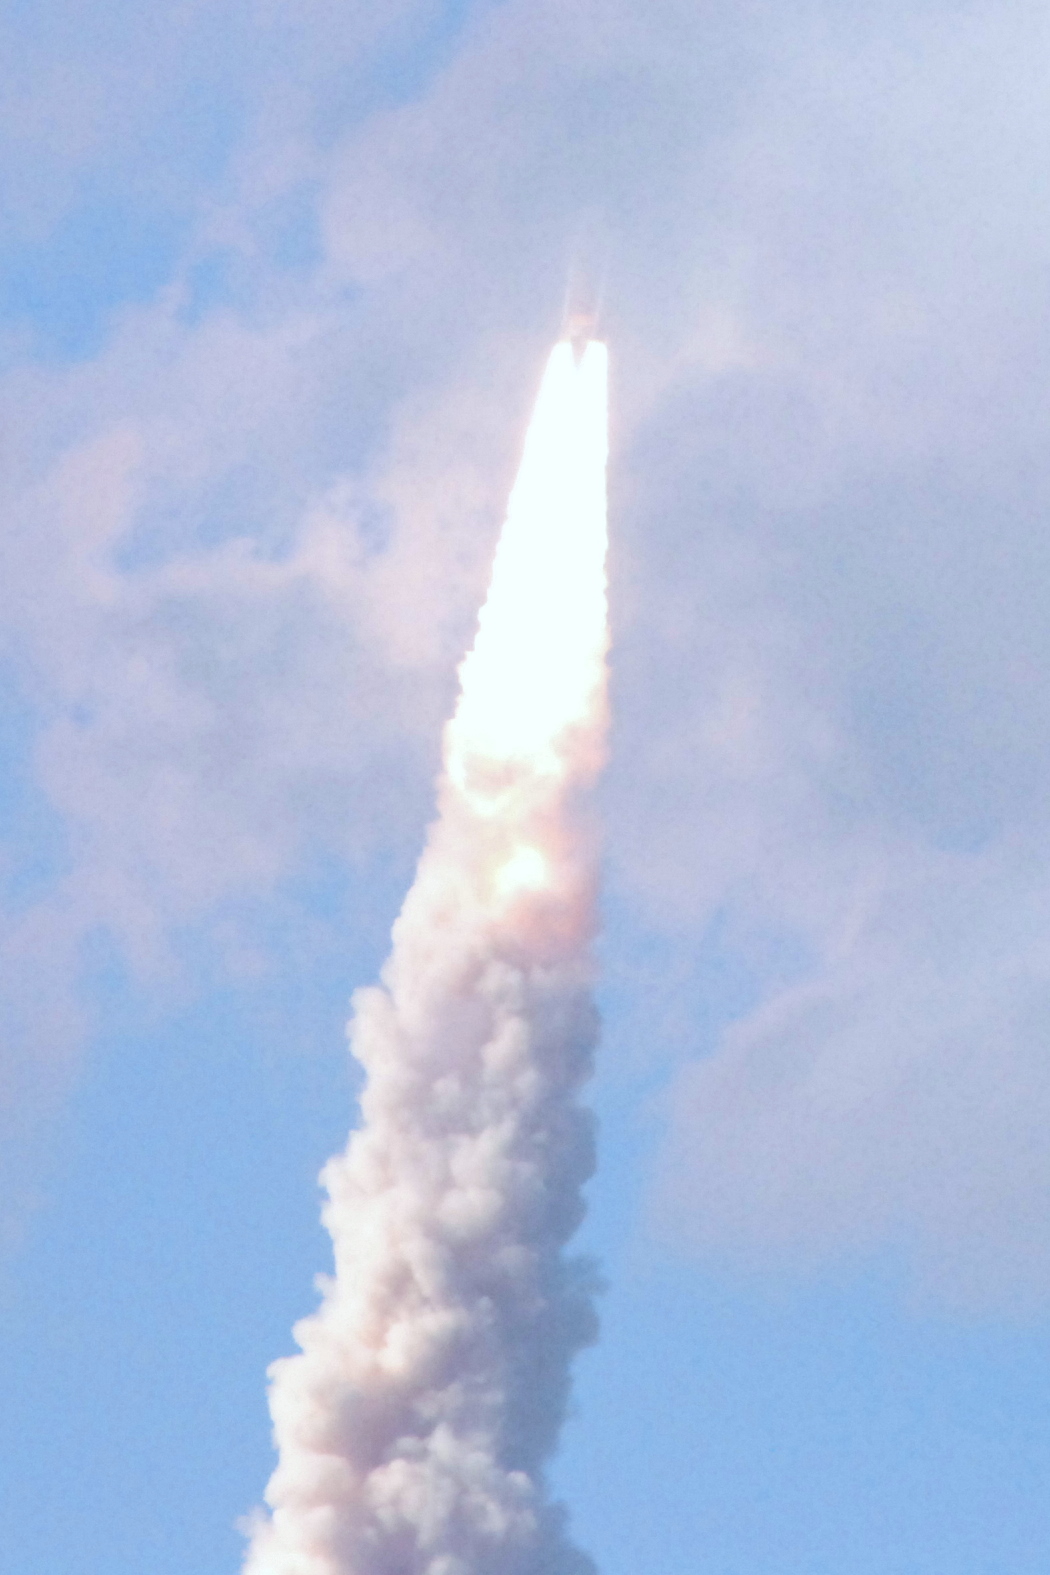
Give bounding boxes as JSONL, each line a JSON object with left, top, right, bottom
{"left": 243, "top": 340, "right": 609, "bottom": 1575}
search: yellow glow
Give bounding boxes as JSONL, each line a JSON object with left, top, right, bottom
{"left": 493, "top": 844, "right": 549, "bottom": 895}
{"left": 446, "top": 341, "right": 608, "bottom": 810}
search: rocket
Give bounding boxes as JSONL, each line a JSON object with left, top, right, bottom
{"left": 562, "top": 222, "right": 605, "bottom": 362}
{"left": 564, "top": 305, "right": 599, "bottom": 363}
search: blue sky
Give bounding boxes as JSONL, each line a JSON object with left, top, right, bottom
{"left": 3, "top": 0, "right": 1050, "bottom": 1570}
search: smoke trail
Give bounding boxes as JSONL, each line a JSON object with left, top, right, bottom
{"left": 243, "top": 340, "right": 609, "bottom": 1575}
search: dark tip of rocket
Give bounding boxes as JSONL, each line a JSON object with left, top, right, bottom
{"left": 564, "top": 310, "right": 598, "bottom": 365}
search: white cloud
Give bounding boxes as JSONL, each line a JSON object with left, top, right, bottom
{"left": 651, "top": 836, "right": 1050, "bottom": 1315}
{"left": 4, "top": 0, "right": 1050, "bottom": 1310}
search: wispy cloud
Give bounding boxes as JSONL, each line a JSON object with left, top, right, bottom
{"left": 3, "top": 0, "right": 1050, "bottom": 1312}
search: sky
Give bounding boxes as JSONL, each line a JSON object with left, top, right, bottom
{"left": 2, "top": 0, "right": 1050, "bottom": 1570}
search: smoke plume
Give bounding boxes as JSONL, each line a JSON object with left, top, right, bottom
{"left": 243, "top": 340, "right": 609, "bottom": 1575}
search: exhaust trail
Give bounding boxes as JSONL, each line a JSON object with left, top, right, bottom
{"left": 243, "top": 339, "right": 609, "bottom": 1575}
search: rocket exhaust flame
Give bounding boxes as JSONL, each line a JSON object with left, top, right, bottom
{"left": 243, "top": 340, "right": 609, "bottom": 1575}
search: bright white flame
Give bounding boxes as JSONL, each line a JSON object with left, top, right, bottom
{"left": 447, "top": 342, "right": 608, "bottom": 805}
{"left": 243, "top": 338, "right": 609, "bottom": 1575}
